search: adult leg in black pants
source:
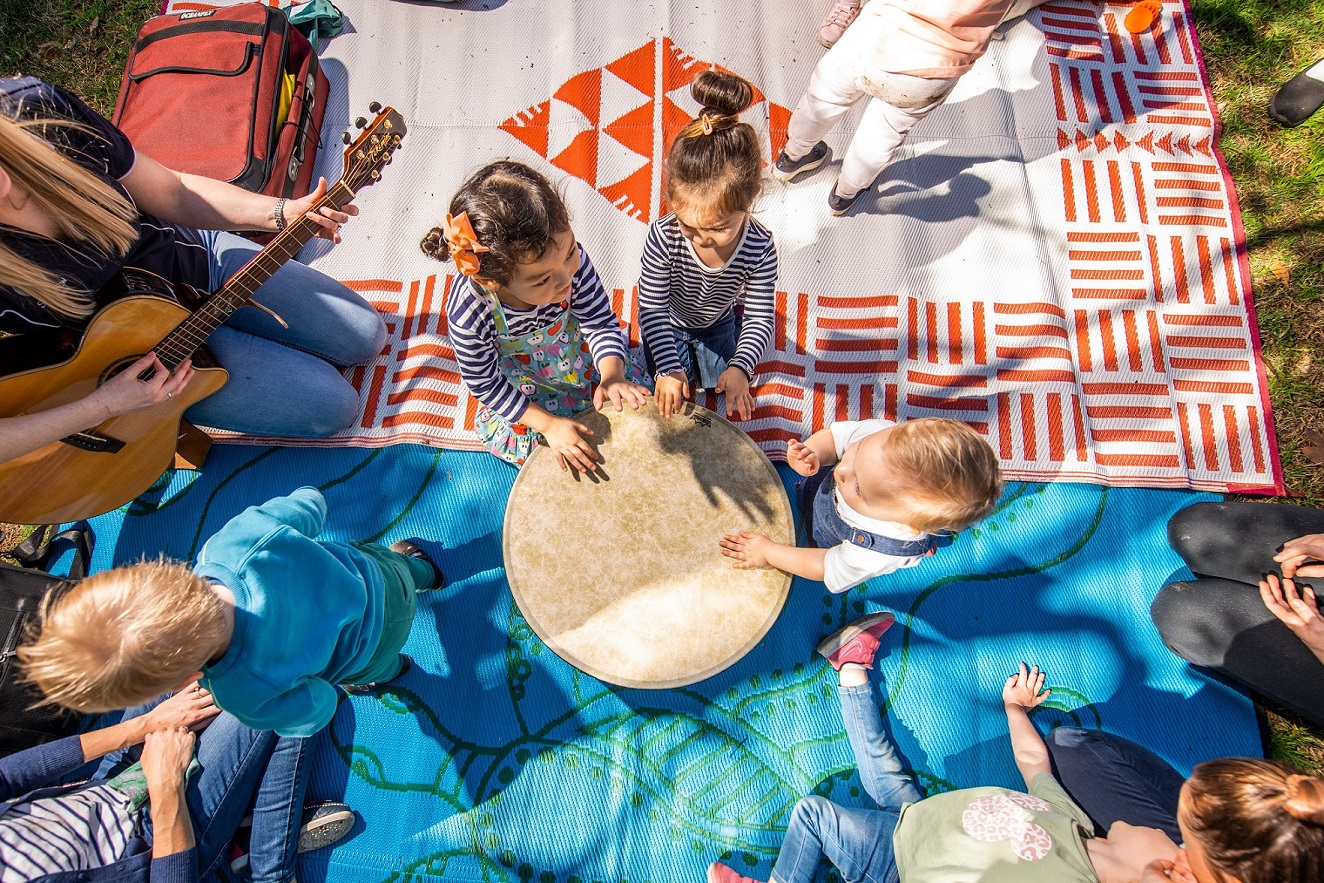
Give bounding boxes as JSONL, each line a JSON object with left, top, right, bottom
{"left": 1151, "top": 501, "right": 1324, "bottom": 728}
{"left": 1044, "top": 727, "right": 1186, "bottom": 843}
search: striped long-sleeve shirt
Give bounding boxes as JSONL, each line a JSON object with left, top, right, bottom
{"left": 446, "top": 244, "right": 629, "bottom": 424}
{"left": 636, "top": 213, "right": 778, "bottom": 379}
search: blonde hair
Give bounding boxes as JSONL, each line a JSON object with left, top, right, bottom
{"left": 18, "top": 559, "right": 227, "bottom": 712}
{"left": 876, "top": 418, "right": 1002, "bottom": 534}
{"left": 1183, "top": 759, "right": 1324, "bottom": 883}
{"left": 0, "top": 112, "right": 138, "bottom": 319}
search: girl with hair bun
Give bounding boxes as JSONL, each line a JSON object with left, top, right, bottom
{"left": 637, "top": 69, "right": 778, "bottom": 422}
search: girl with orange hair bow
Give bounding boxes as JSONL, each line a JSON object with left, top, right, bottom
{"left": 420, "top": 161, "right": 648, "bottom": 472}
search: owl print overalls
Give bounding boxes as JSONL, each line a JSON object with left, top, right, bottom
{"left": 474, "top": 290, "right": 597, "bottom": 467}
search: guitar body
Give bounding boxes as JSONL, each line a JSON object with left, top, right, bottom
{"left": 0, "top": 296, "right": 228, "bottom": 524}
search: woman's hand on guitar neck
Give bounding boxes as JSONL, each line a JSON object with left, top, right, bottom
{"left": 88, "top": 353, "right": 195, "bottom": 420}
{"left": 283, "top": 178, "right": 359, "bottom": 244}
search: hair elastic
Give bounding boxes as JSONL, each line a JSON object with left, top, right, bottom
{"left": 700, "top": 113, "right": 714, "bottom": 135}
{"left": 442, "top": 211, "right": 491, "bottom": 277}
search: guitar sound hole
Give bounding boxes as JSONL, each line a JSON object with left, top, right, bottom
{"left": 101, "top": 355, "right": 152, "bottom": 386}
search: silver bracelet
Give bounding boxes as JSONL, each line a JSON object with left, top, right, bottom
{"left": 274, "top": 198, "right": 287, "bottom": 232}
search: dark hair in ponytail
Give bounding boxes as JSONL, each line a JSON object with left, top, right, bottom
{"left": 665, "top": 69, "right": 763, "bottom": 222}
{"left": 1182, "top": 758, "right": 1324, "bottom": 883}
{"left": 420, "top": 160, "right": 570, "bottom": 286}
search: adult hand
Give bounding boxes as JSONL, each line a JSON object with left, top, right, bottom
{"left": 1140, "top": 854, "right": 1197, "bottom": 883}
{"left": 1259, "top": 573, "right": 1324, "bottom": 657}
{"left": 1002, "top": 663, "right": 1051, "bottom": 710}
{"left": 541, "top": 416, "right": 599, "bottom": 474}
{"left": 786, "top": 439, "right": 820, "bottom": 477}
{"left": 719, "top": 530, "right": 773, "bottom": 568}
{"left": 142, "top": 681, "right": 220, "bottom": 734}
{"left": 593, "top": 377, "right": 648, "bottom": 413}
{"left": 654, "top": 372, "right": 689, "bottom": 418}
{"left": 85, "top": 353, "right": 194, "bottom": 420}
{"left": 716, "top": 366, "right": 754, "bottom": 421}
{"left": 141, "top": 726, "right": 195, "bottom": 797}
{"left": 1273, "top": 533, "right": 1324, "bottom": 579}
{"left": 284, "top": 177, "right": 358, "bottom": 243}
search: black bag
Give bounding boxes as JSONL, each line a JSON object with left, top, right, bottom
{"left": 0, "top": 524, "right": 93, "bottom": 757}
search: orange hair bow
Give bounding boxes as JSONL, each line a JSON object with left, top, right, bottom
{"left": 442, "top": 211, "right": 490, "bottom": 277}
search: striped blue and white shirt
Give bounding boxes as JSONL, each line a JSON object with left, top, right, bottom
{"left": 0, "top": 781, "right": 139, "bottom": 879}
{"left": 446, "top": 244, "right": 629, "bottom": 424}
{"left": 636, "top": 213, "right": 779, "bottom": 379}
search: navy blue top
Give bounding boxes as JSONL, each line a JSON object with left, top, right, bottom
{"left": 0, "top": 77, "right": 209, "bottom": 336}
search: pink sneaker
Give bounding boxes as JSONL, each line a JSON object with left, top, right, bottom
{"left": 816, "top": 611, "right": 896, "bottom": 670}
{"left": 707, "top": 862, "right": 762, "bottom": 883}
{"left": 818, "top": 0, "right": 861, "bottom": 49}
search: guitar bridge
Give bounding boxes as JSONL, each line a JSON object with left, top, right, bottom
{"left": 60, "top": 430, "right": 126, "bottom": 454}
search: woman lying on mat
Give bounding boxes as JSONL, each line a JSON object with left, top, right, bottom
{"left": 1046, "top": 726, "right": 1324, "bottom": 883}
{"left": 705, "top": 613, "right": 1315, "bottom": 883}
{"left": 1151, "top": 501, "right": 1324, "bottom": 729}
{"left": 0, "top": 75, "right": 386, "bottom": 463}
{"left": 0, "top": 680, "right": 354, "bottom": 881}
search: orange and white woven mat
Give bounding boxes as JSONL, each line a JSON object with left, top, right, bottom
{"left": 168, "top": 0, "right": 1282, "bottom": 493}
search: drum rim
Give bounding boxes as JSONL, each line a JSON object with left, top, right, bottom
{"left": 502, "top": 398, "right": 793, "bottom": 690}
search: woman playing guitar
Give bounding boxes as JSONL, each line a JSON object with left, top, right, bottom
{"left": 0, "top": 76, "right": 386, "bottom": 465}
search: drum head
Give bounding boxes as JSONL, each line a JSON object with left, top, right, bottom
{"left": 503, "top": 400, "right": 793, "bottom": 689}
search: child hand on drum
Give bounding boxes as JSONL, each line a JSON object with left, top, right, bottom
{"left": 720, "top": 417, "right": 1002, "bottom": 593}
{"left": 636, "top": 70, "right": 778, "bottom": 422}
{"left": 421, "top": 162, "right": 648, "bottom": 472}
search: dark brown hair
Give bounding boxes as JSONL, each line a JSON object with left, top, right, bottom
{"left": 665, "top": 70, "right": 763, "bottom": 222}
{"left": 420, "top": 160, "right": 571, "bottom": 286}
{"left": 1182, "top": 758, "right": 1324, "bottom": 883}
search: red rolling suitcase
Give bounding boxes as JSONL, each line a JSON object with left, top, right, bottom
{"left": 113, "top": 4, "right": 329, "bottom": 200}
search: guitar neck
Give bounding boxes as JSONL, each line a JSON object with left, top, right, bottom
{"left": 152, "top": 182, "right": 356, "bottom": 371}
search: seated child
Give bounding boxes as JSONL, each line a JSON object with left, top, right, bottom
{"left": 421, "top": 160, "right": 649, "bottom": 472}
{"left": 720, "top": 416, "right": 1001, "bottom": 593}
{"left": 19, "top": 487, "right": 443, "bottom": 737}
{"left": 638, "top": 69, "right": 778, "bottom": 422}
{"left": 709, "top": 614, "right": 1188, "bottom": 883}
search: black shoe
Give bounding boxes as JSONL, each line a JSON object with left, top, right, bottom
{"left": 772, "top": 141, "right": 830, "bottom": 183}
{"left": 827, "top": 183, "right": 866, "bottom": 216}
{"left": 389, "top": 540, "right": 444, "bottom": 590}
{"left": 342, "top": 655, "right": 412, "bottom": 695}
{"left": 1269, "top": 57, "right": 1324, "bottom": 127}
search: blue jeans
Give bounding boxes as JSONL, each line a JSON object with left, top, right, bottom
{"left": 96, "top": 694, "right": 312, "bottom": 883}
{"left": 643, "top": 310, "right": 739, "bottom": 390}
{"left": 184, "top": 230, "right": 387, "bottom": 437}
{"left": 771, "top": 685, "right": 919, "bottom": 883}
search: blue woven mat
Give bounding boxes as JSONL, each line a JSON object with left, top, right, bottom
{"left": 76, "top": 444, "right": 1258, "bottom": 882}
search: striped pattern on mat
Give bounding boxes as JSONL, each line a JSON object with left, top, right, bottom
{"left": 164, "top": 0, "right": 1282, "bottom": 494}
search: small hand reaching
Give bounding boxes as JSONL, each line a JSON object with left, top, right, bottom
{"left": 1273, "top": 533, "right": 1324, "bottom": 579}
{"left": 719, "top": 530, "right": 773, "bottom": 568}
{"left": 1002, "top": 663, "right": 1051, "bottom": 710}
{"left": 541, "top": 416, "right": 600, "bottom": 474}
{"left": 654, "top": 373, "right": 690, "bottom": 418}
{"left": 1259, "top": 573, "right": 1324, "bottom": 658}
{"left": 786, "top": 439, "right": 820, "bottom": 477}
{"left": 592, "top": 377, "right": 649, "bottom": 413}
{"left": 716, "top": 366, "right": 754, "bottom": 421}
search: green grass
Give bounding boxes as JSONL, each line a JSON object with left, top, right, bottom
{"left": 4, "top": 0, "right": 1323, "bottom": 774}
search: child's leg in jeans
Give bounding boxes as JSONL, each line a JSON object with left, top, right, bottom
{"left": 838, "top": 681, "right": 922, "bottom": 810}
{"left": 245, "top": 734, "right": 314, "bottom": 883}
{"left": 771, "top": 798, "right": 900, "bottom": 883}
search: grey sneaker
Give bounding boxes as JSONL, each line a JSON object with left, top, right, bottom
{"left": 298, "top": 802, "right": 355, "bottom": 852}
{"left": 771, "top": 141, "right": 830, "bottom": 183}
{"left": 828, "top": 183, "right": 866, "bottom": 217}
{"left": 817, "top": 0, "right": 861, "bottom": 48}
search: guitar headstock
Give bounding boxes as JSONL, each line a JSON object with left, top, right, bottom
{"left": 341, "top": 105, "right": 407, "bottom": 193}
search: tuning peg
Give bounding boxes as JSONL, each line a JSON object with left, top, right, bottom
{"left": 368, "top": 101, "right": 382, "bottom": 113}
{"left": 354, "top": 116, "right": 367, "bottom": 129}
{"left": 341, "top": 131, "right": 351, "bottom": 145}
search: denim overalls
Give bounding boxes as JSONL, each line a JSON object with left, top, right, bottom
{"left": 801, "top": 467, "right": 952, "bottom": 555}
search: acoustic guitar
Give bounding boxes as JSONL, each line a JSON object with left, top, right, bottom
{"left": 0, "top": 107, "right": 406, "bottom": 524}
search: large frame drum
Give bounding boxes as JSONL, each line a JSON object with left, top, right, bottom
{"left": 503, "top": 401, "right": 793, "bottom": 688}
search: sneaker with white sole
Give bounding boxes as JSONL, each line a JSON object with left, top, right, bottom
{"left": 298, "top": 801, "right": 355, "bottom": 852}
{"left": 817, "top": 0, "right": 861, "bottom": 48}
{"left": 816, "top": 611, "right": 896, "bottom": 670}
{"left": 828, "top": 184, "right": 866, "bottom": 217}
{"left": 772, "top": 141, "right": 830, "bottom": 183}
